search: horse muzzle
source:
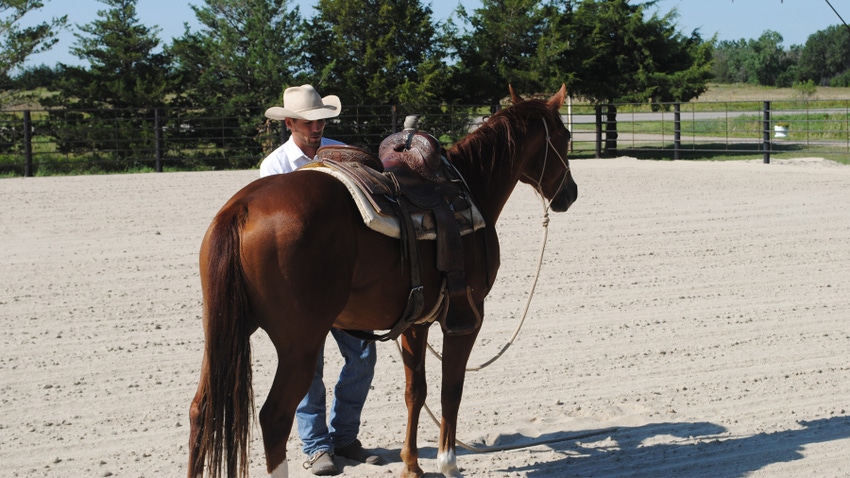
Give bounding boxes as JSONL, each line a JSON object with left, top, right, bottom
{"left": 549, "top": 173, "right": 578, "bottom": 212}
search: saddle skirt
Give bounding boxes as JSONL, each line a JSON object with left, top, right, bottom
{"left": 302, "top": 129, "right": 487, "bottom": 339}
{"left": 301, "top": 156, "right": 485, "bottom": 241}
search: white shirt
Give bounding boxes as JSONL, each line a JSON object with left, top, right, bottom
{"left": 259, "top": 136, "right": 344, "bottom": 177}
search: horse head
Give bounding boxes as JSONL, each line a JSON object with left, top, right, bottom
{"left": 512, "top": 84, "right": 578, "bottom": 212}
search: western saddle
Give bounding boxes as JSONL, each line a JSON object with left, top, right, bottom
{"left": 310, "top": 119, "right": 484, "bottom": 341}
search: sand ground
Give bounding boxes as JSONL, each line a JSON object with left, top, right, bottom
{"left": 2, "top": 157, "right": 849, "bottom": 477}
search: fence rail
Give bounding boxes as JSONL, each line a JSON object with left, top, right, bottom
{"left": 2, "top": 99, "right": 849, "bottom": 176}
{"left": 566, "top": 99, "right": 850, "bottom": 162}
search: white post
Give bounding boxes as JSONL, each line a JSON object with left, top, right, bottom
{"left": 567, "top": 95, "right": 573, "bottom": 152}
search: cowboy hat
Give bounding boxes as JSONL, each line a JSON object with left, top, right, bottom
{"left": 264, "top": 84, "right": 341, "bottom": 121}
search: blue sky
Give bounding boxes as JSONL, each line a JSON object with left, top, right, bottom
{"left": 17, "top": 0, "right": 847, "bottom": 69}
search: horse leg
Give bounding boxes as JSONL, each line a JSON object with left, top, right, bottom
{"left": 399, "top": 324, "right": 431, "bottom": 478}
{"left": 187, "top": 353, "right": 208, "bottom": 478}
{"left": 259, "top": 347, "right": 321, "bottom": 478}
{"left": 437, "top": 320, "right": 481, "bottom": 477}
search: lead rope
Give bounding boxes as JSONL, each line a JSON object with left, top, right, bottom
{"left": 422, "top": 192, "right": 550, "bottom": 371}
{"left": 391, "top": 117, "right": 601, "bottom": 453}
{"left": 403, "top": 191, "right": 553, "bottom": 453}
{"left": 424, "top": 117, "right": 563, "bottom": 371}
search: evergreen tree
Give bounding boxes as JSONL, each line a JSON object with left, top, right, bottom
{"left": 169, "top": 0, "right": 303, "bottom": 109}
{"left": 303, "top": 0, "right": 447, "bottom": 105}
{"left": 446, "top": 0, "right": 550, "bottom": 105}
{"left": 40, "top": 0, "right": 174, "bottom": 168}
{"left": 302, "top": 0, "right": 450, "bottom": 147}
{"left": 45, "top": 0, "right": 172, "bottom": 109}
{"left": 557, "top": 0, "right": 713, "bottom": 153}
{"left": 565, "top": 0, "right": 713, "bottom": 104}
{"left": 1, "top": 0, "right": 66, "bottom": 106}
{"left": 0, "top": 0, "right": 66, "bottom": 76}
{"left": 167, "top": 0, "right": 304, "bottom": 168}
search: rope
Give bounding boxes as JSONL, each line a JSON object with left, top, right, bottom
{"left": 825, "top": 0, "right": 850, "bottom": 36}
{"left": 393, "top": 339, "right": 619, "bottom": 453}
{"left": 394, "top": 114, "right": 573, "bottom": 453}
{"left": 425, "top": 191, "right": 550, "bottom": 371}
{"left": 425, "top": 116, "right": 565, "bottom": 370}
{"left": 392, "top": 189, "right": 556, "bottom": 453}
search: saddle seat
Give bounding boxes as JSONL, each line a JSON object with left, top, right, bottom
{"left": 304, "top": 129, "right": 486, "bottom": 338}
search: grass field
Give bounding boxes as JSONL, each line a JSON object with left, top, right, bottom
{"left": 693, "top": 83, "right": 850, "bottom": 102}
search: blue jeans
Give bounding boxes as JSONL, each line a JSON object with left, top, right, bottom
{"left": 296, "top": 328, "right": 377, "bottom": 457}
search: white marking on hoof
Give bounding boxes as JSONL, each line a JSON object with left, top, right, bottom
{"left": 438, "top": 450, "right": 462, "bottom": 477}
{"left": 269, "top": 461, "right": 289, "bottom": 478}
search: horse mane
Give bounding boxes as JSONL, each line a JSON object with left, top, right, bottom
{"left": 447, "top": 98, "right": 557, "bottom": 178}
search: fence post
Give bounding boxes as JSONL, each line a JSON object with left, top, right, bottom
{"left": 155, "top": 108, "right": 163, "bottom": 173}
{"left": 763, "top": 101, "right": 771, "bottom": 164}
{"left": 566, "top": 95, "right": 573, "bottom": 152}
{"left": 674, "top": 103, "right": 681, "bottom": 160}
{"left": 391, "top": 105, "right": 398, "bottom": 133}
{"left": 594, "top": 104, "right": 602, "bottom": 158}
{"left": 23, "top": 110, "right": 33, "bottom": 177}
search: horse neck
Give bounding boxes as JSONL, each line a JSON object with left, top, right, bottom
{"left": 448, "top": 122, "right": 543, "bottom": 226}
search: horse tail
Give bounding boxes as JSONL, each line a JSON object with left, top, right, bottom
{"left": 194, "top": 203, "right": 254, "bottom": 478}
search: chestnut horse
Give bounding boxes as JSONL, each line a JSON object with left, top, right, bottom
{"left": 188, "top": 85, "right": 577, "bottom": 478}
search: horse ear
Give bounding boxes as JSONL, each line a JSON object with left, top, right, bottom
{"left": 509, "top": 84, "right": 522, "bottom": 104}
{"left": 547, "top": 84, "right": 567, "bottom": 110}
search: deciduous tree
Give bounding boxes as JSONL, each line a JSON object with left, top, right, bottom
{"left": 798, "top": 25, "right": 850, "bottom": 86}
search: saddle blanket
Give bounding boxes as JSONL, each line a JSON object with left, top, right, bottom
{"left": 302, "top": 162, "right": 486, "bottom": 240}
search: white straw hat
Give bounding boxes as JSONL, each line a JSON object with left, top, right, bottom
{"left": 264, "top": 84, "right": 341, "bottom": 121}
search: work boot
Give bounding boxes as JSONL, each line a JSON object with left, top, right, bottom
{"left": 303, "top": 451, "right": 339, "bottom": 476}
{"left": 335, "top": 439, "right": 386, "bottom": 465}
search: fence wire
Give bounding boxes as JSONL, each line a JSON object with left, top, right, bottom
{"left": 2, "top": 100, "right": 849, "bottom": 176}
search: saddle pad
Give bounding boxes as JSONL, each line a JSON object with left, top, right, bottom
{"left": 301, "top": 162, "right": 486, "bottom": 240}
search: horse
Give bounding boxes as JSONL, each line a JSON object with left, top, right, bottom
{"left": 188, "top": 85, "right": 578, "bottom": 478}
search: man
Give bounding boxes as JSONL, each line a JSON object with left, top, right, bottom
{"left": 260, "top": 84, "right": 384, "bottom": 476}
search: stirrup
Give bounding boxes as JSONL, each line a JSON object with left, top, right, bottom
{"left": 440, "top": 286, "right": 482, "bottom": 336}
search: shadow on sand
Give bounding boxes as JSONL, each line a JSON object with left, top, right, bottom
{"left": 490, "top": 415, "right": 850, "bottom": 477}
{"left": 363, "top": 416, "right": 849, "bottom": 477}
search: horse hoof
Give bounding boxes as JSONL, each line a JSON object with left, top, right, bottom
{"left": 438, "top": 450, "right": 463, "bottom": 477}
{"left": 399, "top": 469, "right": 424, "bottom": 478}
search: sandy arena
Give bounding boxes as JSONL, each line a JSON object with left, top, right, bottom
{"left": 1, "top": 157, "right": 849, "bottom": 477}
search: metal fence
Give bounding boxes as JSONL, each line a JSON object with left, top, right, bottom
{"left": 0, "top": 103, "right": 484, "bottom": 176}
{"left": 2, "top": 99, "right": 849, "bottom": 176}
{"left": 566, "top": 99, "right": 850, "bottom": 162}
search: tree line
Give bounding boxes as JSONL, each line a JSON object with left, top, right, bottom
{"left": 3, "top": 0, "right": 846, "bottom": 172}
{"left": 0, "top": 0, "right": 719, "bottom": 169}
{"left": 712, "top": 26, "right": 850, "bottom": 88}
{"left": 3, "top": 0, "right": 713, "bottom": 109}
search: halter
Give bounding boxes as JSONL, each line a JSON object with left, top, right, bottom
{"left": 521, "top": 117, "right": 571, "bottom": 212}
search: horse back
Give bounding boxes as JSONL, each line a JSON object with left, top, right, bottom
{"left": 205, "top": 170, "right": 445, "bottom": 336}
